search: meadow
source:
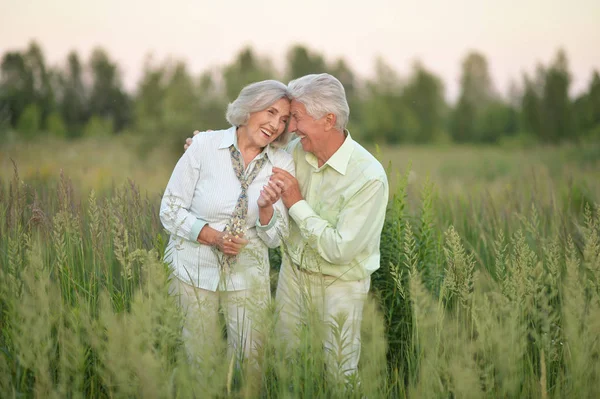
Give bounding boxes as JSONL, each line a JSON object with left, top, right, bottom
{"left": 1, "top": 135, "right": 599, "bottom": 398}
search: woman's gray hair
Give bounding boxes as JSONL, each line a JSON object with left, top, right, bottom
{"left": 287, "top": 73, "right": 349, "bottom": 131}
{"left": 226, "top": 80, "right": 291, "bottom": 146}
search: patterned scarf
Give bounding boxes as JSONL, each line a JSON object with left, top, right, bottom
{"left": 217, "top": 144, "right": 268, "bottom": 272}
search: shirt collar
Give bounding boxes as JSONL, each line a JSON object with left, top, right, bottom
{"left": 219, "top": 126, "right": 272, "bottom": 162}
{"left": 218, "top": 126, "right": 238, "bottom": 149}
{"left": 305, "top": 130, "right": 354, "bottom": 175}
{"left": 263, "top": 143, "right": 276, "bottom": 162}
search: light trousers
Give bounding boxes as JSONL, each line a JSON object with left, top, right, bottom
{"left": 170, "top": 276, "right": 270, "bottom": 364}
{"left": 275, "top": 259, "right": 370, "bottom": 378}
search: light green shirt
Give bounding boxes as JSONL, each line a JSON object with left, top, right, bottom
{"left": 285, "top": 132, "right": 389, "bottom": 281}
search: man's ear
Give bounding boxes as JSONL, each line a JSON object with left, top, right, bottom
{"left": 324, "top": 113, "right": 337, "bottom": 131}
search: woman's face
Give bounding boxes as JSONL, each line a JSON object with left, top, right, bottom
{"left": 243, "top": 97, "right": 290, "bottom": 148}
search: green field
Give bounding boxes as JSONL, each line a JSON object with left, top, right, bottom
{"left": 1, "top": 136, "right": 599, "bottom": 398}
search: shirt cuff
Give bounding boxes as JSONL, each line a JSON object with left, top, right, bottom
{"left": 189, "top": 218, "right": 208, "bottom": 242}
{"left": 288, "top": 200, "right": 315, "bottom": 223}
{"left": 256, "top": 210, "right": 278, "bottom": 230}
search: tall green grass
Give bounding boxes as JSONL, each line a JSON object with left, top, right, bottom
{"left": 1, "top": 151, "right": 599, "bottom": 397}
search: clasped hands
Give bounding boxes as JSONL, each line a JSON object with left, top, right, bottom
{"left": 268, "top": 168, "right": 302, "bottom": 209}
{"left": 189, "top": 131, "right": 303, "bottom": 256}
{"left": 258, "top": 167, "right": 303, "bottom": 210}
{"left": 198, "top": 169, "right": 302, "bottom": 256}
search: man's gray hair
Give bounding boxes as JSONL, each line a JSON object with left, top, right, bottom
{"left": 226, "top": 80, "right": 291, "bottom": 145}
{"left": 287, "top": 73, "right": 349, "bottom": 131}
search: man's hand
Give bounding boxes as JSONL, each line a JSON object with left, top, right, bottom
{"left": 184, "top": 130, "right": 202, "bottom": 151}
{"left": 271, "top": 167, "right": 303, "bottom": 209}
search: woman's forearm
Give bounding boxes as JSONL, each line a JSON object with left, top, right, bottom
{"left": 197, "top": 225, "right": 220, "bottom": 246}
{"left": 258, "top": 205, "right": 274, "bottom": 226}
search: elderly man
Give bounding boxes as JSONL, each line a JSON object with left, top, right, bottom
{"left": 185, "top": 73, "right": 388, "bottom": 378}
{"left": 270, "top": 74, "right": 388, "bottom": 379}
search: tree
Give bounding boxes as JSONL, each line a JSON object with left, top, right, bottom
{"left": 223, "top": 47, "right": 275, "bottom": 101}
{"left": 46, "top": 111, "right": 67, "bottom": 138}
{"left": 371, "top": 57, "right": 403, "bottom": 94}
{"left": 16, "top": 103, "right": 41, "bottom": 137}
{"left": 0, "top": 41, "right": 56, "bottom": 134}
{"left": 450, "top": 51, "right": 499, "bottom": 142}
{"left": 0, "top": 51, "right": 34, "bottom": 127}
{"left": 196, "top": 70, "right": 228, "bottom": 130}
{"left": 134, "top": 55, "right": 168, "bottom": 137}
{"left": 520, "top": 66, "right": 545, "bottom": 139}
{"left": 329, "top": 58, "right": 356, "bottom": 97}
{"left": 88, "top": 47, "right": 132, "bottom": 133}
{"left": 476, "top": 101, "right": 519, "bottom": 143}
{"left": 573, "top": 70, "right": 600, "bottom": 139}
{"left": 362, "top": 58, "right": 416, "bottom": 143}
{"left": 451, "top": 99, "right": 476, "bottom": 142}
{"left": 402, "top": 61, "right": 447, "bottom": 143}
{"left": 135, "top": 58, "right": 224, "bottom": 154}
{"left": 24, "top": 42, "right": 54, "bottom": 129}
{"left": 589, "top": 71, "right": 600, "bottom": 127}
{"left": 57, "top": 51, "right": 88, "bottom": 137}
{"left": 83, "top": 115, "right": 113, "bottom": 138}
{"left": 328, "top": 57, "right": 366, "bottom": 135}
{"left": 285, "top": 45, "right": 328, "bottom": 81}
{"left": 541, "top": 49, "right": 572, "bottom": 142}
{"left": 163, "top": 62, "right": 201, "bottom": 141}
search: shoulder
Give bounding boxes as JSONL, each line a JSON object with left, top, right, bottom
{"left": 191, "top": 128, "right": 230, "bottom": 145}
{"left": 188, "top": 128, "right": 230, "bottom": 154}
{"left": 183, "top": 128, "right": 231, "bottom": 168}
{"left": 350, "top": 141, "right": 388, "bottom": 185}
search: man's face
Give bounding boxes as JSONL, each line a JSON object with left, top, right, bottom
{"left": 288, "top": 100, "right": 327, "bottom": 155}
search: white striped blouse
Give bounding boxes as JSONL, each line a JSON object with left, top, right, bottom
{"left": 159, "top": 126, "right": 295, "bottom": 292}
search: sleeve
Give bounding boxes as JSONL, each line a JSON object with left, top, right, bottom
{"left": 159, "top": 136, "right": 207, "bottom": 242}
{"left": 288, "top": 178, "right": 388, "bottom": 265}
{"left": 255, "top": 153, "right": 295, "bottom": 248}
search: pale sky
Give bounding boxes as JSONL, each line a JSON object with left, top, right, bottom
{"left": 1, "top": 0, "right": 599, "bottom": 100}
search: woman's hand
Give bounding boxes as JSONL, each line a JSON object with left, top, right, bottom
{"left": 215, "top": 232, "right": 249, "bottom": 256}
{"left": 197, "top": 225, "right": 248, "bottom": 255}
{"left": 257, "top": 180, "right": 284, "bottom": 208}
{"left": 257, "top": 180, "right": 283, "bottom": 226}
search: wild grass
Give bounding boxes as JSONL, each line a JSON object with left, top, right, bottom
{"left": 1, "top": 137, "right": 599, "bottom": 397}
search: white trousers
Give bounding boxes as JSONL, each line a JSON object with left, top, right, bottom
{"left": 275, "top": 259, "right": 370, "bottom": 378}
{"left": 170, "top": 276, "right": 270, "bottom": 364}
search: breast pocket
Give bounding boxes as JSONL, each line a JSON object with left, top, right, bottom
{"left": 316, "top": 192, "right": 345, "bottom": 226}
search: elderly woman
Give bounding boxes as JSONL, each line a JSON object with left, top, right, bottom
{"left": 159, "top": 80, "right": 294, "bottom": 364}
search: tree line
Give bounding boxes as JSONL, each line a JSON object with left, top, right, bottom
{"left": 1, "top": 41, "right": 599, "bottom": 146}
